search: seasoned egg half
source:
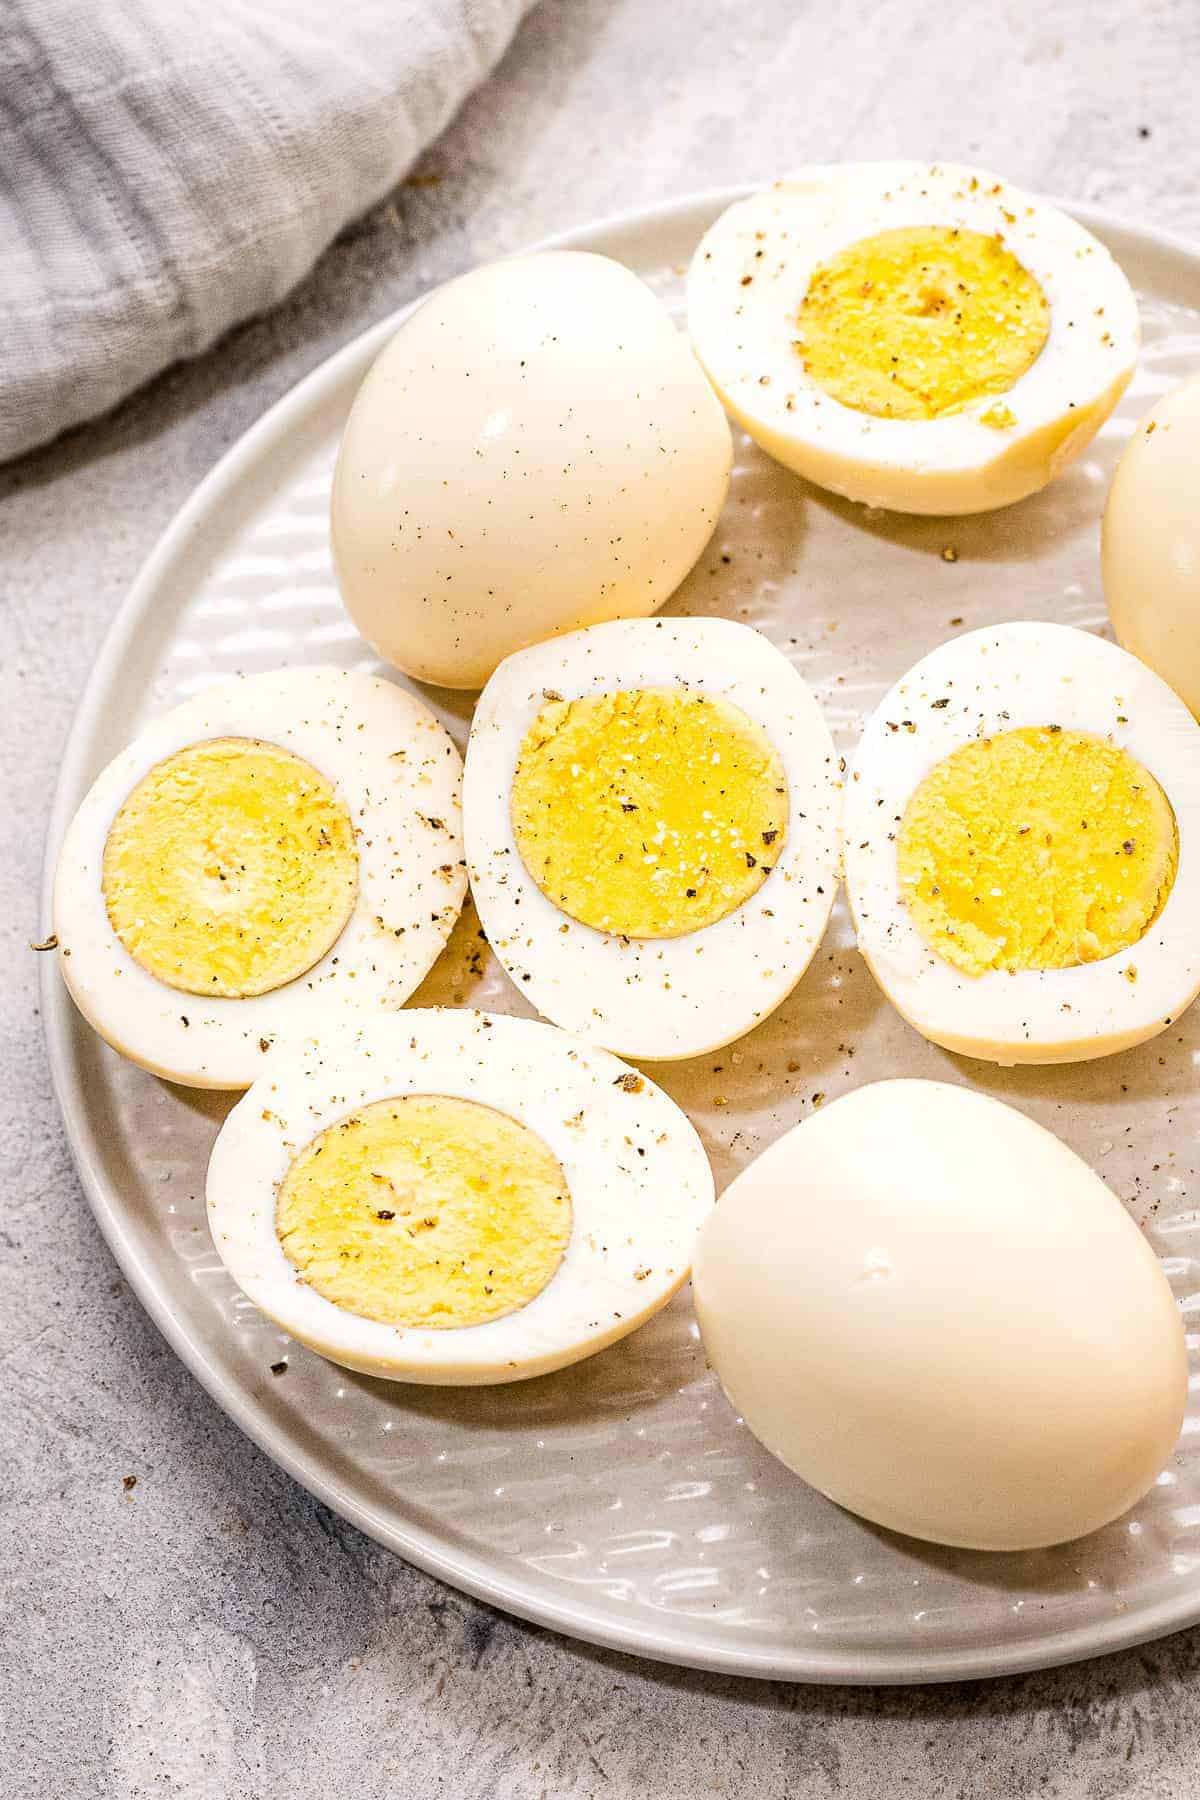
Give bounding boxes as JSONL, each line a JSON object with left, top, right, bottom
{"left": 843, "top": 623, "right": 1200, "bottom": 1064}
{"left": 206, "top": 1009, "right": 714, "bottom": 1383}
{"left": 687, "top": 162, "right": 1138, "bottom": 515}
{"left": 54, "top": 669, "right": 466, "bottom": 1089}
{"left": 464, "top": 618, "right": 840, "bottom": 1061}
{"left": 332, "top": 250, "right": 732, "bottom": 689}
{"left": 694, "top": 1080, "right": 1186, "bottom": 1551}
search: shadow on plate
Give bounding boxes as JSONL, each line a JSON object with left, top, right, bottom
{"left": 798, "top": 452, "right": 1110, "bottom": 571}
{"left": 337, "top": 1285, "right": 708, "bottom": 1436}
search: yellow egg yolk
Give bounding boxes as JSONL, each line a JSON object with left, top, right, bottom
{"left": 510, "top": 688, "right": 789, "bottom": 938}
{"left": 103, "top": 737, "right": 358, "bottom": 997}
{"left": 275, "top": 1095, "right": 572, "bottom": 1330}
{"left": 796, "top": 226, "right": 1050, "bottom": 421}
{"left": 897, "top": 727, "right": 1178, "bottom": 976}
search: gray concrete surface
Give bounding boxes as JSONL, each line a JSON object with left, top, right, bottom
{"left": 5, "top": 2, "right": 1200, "bottom": 1793}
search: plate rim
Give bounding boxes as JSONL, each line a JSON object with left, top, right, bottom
{"left": 40, "top": 185, "right": 1200, "bottom": 1686}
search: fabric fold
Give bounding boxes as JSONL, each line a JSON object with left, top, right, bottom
{"left": 0, "top": 0, "right": 535, "bottom": 462}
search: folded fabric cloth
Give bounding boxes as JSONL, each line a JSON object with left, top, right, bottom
{"left": 0, "top": 0, "right": 535, "bottom": 463}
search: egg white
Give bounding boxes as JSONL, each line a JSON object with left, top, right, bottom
{"left": 1104, "top": 373, "right": 1200, "bottom": 719}
{"left": 843, "top": 622, "right": 1200, "bottom": 1064}
{"left": 693, "top": 1079, "right": 1186, "bottom": 1550}
{"left": 463, "top": 617, "right": 841, "bottom": 1062}
{"left": 687, "top": 161, "right": 1139, "bottom": 515}
{"left": 54, "top": 668, "right": 466, "bottom": 1089}
{"left": 332, "top": 250, "right": 733, "bottom": 689}
{"left": 205, "top": 1009, "right": 715, "bottom": 1384}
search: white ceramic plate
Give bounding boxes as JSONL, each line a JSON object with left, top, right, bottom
{"left": 42, "top": 191, "right": 1200, "bottom": 1684}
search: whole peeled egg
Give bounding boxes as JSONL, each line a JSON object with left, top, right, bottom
{"left": 1104, "top": 373, "right": 1200, "bottom": 718}
{"left": 331, "top": 251, "right": 733, "bottom": 689}
{"left": 693, "top": 1080, "right": 1185, "bottom": 1551}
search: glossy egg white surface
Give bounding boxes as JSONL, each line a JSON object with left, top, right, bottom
{"left": 693, "top": 1079, "right": 1187, "bottom": 1551}
{"left": 687, "top": 162, "right": 1139, "bottom": 515}
{"left": 843, "top": 622, "right": 1200, "bottom": 1064}
{"left": 54, "top": 669, "right": 466, "bottom": 1089}
{"left": 1104, "top": 373, "right": 1200, "bottom": 718}
{"left": 206, "top": 1009, "right": 715, "bottom": 1384}
{"left": 463, "top": 617, "right": 841, "bottom": 1062}
{"left": 331, "top": 250, "right": 732, "bottom": 689}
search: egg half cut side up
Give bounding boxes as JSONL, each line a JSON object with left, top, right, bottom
{"left": 687, "top": 161, "right": 1138, "bottom": 515}
{"left": 205, "top": 1010, "right": 715, "bottom": 1384}
{"left": 843, "top": 622, "right": 1200, "bottom": 1064}
{"left": 463, "top": 616, "right": 841, "bottom": 1062}
{"left": 53, "top": 669, "right": 467, "bottom": 1088}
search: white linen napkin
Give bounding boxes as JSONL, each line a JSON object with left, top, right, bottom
{"left": 0, "top": 0, "right": 535, "bottom": 462}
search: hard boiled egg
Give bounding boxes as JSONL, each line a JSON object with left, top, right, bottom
{"left": 54, "top": 669, "right": 466, "bottom": 1088}
{"left": 331, "top": 251, "right": 732, "bottom": 689}
{"left": 693, "top": 1080, "right": 1186, "bottom": 1551}
{"left": 843, "top": 622, "right": 1200, "bottom": 1063}
{"left": 206, "top": 1009, "right": 714, "bottom": 1383}
{"left": 1104, "top": 372, "right": 1200, "bottom": 717}
{"left": 687, "top": 162, "right": 1138, "bottom": 514}
{"left": 464, "top": 617, "right": 840, "bottom": 1061}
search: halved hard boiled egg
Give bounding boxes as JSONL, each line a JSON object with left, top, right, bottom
{"left": 843, "top": 623, "right": 1200, "bottom": 1063}
{"left": 206, "top": 1009, "right": 714, "bottom": 1383}
{"left": 688, "top": 162, "right": 1139, "bottom": 515}
{"left": 54, "top": 669, "right": 466, "bottom": 1088}
{"left": 464, "top": 617, "right": 840, "bottom": 1061}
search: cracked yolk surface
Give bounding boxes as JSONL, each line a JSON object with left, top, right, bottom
{"left": 275, "top": 1095, "right": 572, "bottom": 1330}
{"left": 897, "top": 726, "right": 1178, "bottom": 975}
{"left": 797, "top": 226, "right": 1050, "bottom": 421}
{"left": 103, "top": 737, "right": 358, "bottom": 997}
{"left": 510, "top": 688, "right": 789, "bottom": 939}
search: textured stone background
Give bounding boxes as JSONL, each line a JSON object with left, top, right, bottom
{"left": 5, "top": 2, "right": 1200, "bottom": 1793}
